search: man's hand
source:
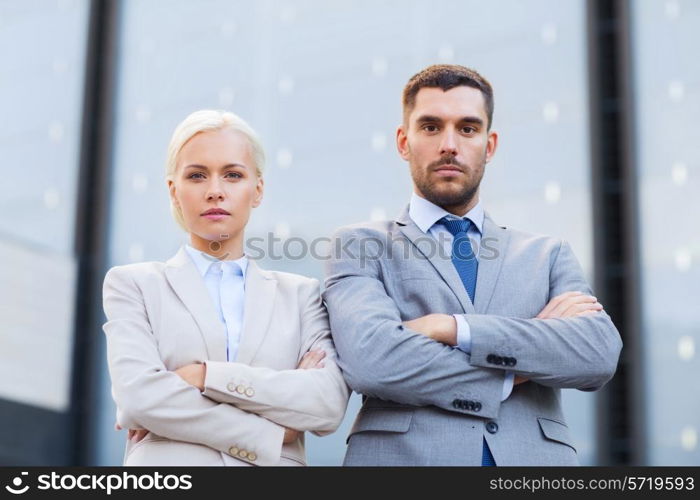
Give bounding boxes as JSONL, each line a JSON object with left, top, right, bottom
{"left": 402, "top": 314, "right": 457, "bottom": 346}
{"left": 297, "top": 349, "right": 325, "bottom": 369}
{"left": 174, "top": 363, "right": 206, "bottom": 392}
{"left": 536, "top": 291, "right": 603, "bottom": 319}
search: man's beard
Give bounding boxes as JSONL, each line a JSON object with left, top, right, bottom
{"left": 411, "top": 154, "right": 486, "bottom": 209}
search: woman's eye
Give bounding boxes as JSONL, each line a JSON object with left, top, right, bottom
{"left": 188, "top": 172, "right": 205, "bottom": 179}
{"left": 225, "top": 172, "right": 242, "bottom": 179}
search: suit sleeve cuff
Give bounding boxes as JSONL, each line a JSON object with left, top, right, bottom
{"left": 501, "top": 371, "right": 515, "bottom": 401}
{"left": 454, "top": 314, "right": 471, "bottom": 354}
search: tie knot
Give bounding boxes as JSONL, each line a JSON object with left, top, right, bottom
{"left": 439, "top": 217, "right": 472, "bottom": 236}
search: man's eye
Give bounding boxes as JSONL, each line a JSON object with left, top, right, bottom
{"left": 423, "top": 125, "right": 438, "bottom": 132}
{"left": 462, "top": 126, "right": 476, "bottom": 134}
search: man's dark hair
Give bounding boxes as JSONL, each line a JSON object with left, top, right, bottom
{"left": 402, "top": 64, "right": 494, "bottom": 130}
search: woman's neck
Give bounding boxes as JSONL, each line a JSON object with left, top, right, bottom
{"left": 189, "top": 232, "right": 245, "bottom": 260}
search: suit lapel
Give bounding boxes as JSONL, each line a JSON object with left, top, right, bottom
{"left": 474, "top": 213, "right": 510, "bottom": 314}
{"left": 235, "top": 260, "right": 277, "bottom": 365}
{"left": 164, "top": 247, "right": 227, "bottom": 362}
{"left": 395, "top": 206, "right": 475, "bottom": 314}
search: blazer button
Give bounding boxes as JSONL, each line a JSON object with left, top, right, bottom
{"left": 473, "top": 402, "right": 482, "bottom": 412}
{"left": 452, "top": 399, "right": 463, "bottom": 409}
{"left": 236, "top": 385, "right": 246, "bottom": 394}
{"left": 227, "top": 382, "right": 236, "bottom": 392}
{"left": 494, "top": 355, "right": 504, "bottom": 365}
{"left": 229, "top": 446, "right": 239, "bottom": 456}
{"left": 248, "top": 452, "right": 257, "bottom": 461}
{"left": 487, "top": 354, "right": 496, "bottom": 364}
{"left": 245, "top": 387, "right": 255, "bottom": 397}
{"left": 486, "top": 421, "right": 499, "bottom": 434}
{"left": 509, "top": 357, "right": 517, "bottom": 366}
{"left": 238, "top": 449, "right": 248, "bottom": 459}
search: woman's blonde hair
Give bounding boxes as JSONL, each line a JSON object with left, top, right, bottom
{"left": 165, "top": 109, "right": 265, "bottom": 231}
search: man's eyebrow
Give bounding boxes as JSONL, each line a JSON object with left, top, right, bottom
{"left": 458, "top": 116, "right": 484, "bottom": 126}
{"left": 415, "top": 115, "right": 443, "bottom": 124}
{"left": 414, "top": 115, "right": 484, "bottom": 126}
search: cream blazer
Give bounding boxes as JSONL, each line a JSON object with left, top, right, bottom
{"left": 102, "top": 247, "right": 350, "bottom": 466}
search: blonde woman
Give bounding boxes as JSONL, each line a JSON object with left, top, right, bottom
{"left": 103, "top": 110, "right": 349, "bottom": 466}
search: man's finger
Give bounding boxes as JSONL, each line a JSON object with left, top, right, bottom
{"left": 537, "top": 291, "right": 582, "bottom": 318}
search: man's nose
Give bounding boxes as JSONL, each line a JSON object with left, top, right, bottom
{"left": 439, "top": 129, "right": 458, "bottom": 156}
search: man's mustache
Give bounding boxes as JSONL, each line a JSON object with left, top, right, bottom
{"left": 428, "top": 156, "right": 467, "bottom": 171}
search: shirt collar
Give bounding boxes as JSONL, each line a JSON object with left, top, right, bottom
{"left": 408, "top": 191, "right": 484, "bottom": 235}
{"left": 184, "top": 244, "right": 248, "bottom": 277}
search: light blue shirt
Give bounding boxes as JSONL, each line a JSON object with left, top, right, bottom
{"left": 184, "top": 245, "right": 248, "bottom": 362}
{"left": 408, "top": 192, "right": 515, "bottom": 401}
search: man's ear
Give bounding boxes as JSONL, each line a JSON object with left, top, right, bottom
{"left": 396, "top": 124, "right": 410, "bottom": 161}
{"left": 252, "top": 176, "right": 264, "bottom": 208}
{"left": 485, "top": 130, "right": 498, "bottom": 163}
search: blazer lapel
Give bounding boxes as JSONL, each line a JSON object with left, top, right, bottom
{"left": 474, "top": 213, "right": 510, "bottom": 314}
{"left": 235, "top": 260, "right": 277, "bottom": 365}
{"left": 395, "top": 205, "right": 475, "bottom": 314}
{"left": 164, "top": 247, "right": 228, "bottom": 362}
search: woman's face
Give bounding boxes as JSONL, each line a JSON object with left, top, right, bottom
{"left": 168, "top": 128, "right": 263, "bottom": 249}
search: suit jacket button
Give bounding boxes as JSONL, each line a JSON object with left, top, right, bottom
{"left": 473, "top": 402, "right": 482, "bottom": 412}
{"left": 227, "top": 382, "right": 236, "bottom": 392}
{"left": 245, "top": 387, "right": 255, "bottom": 397}
{"left": 487, "top": 354, "right": 496, "bottom": 364}
{"left": 509, "top": 358, "right": 517, "bottom": 366}
{"left": 236, "top": 385, "right": 246, "bottom": 394}
{"left": 238, "top": 449, "right": 249, "bottom": 459}
{"left": 248, "top": 452, "right": 257, "bottom": 461}
{"left": 229, "top": 446, "right": 239, "bottom": 456}
{"left": 494, "top": 355, "right": 503, "bottom": 365}
{"left": 452, "top": 399, "right": 462, "bottom": 409}
{"left": 486, "top": 421, "right": 499, "bottom": 434}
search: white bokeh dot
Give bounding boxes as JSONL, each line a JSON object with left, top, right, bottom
{"left": 136, "top": 106, "right": 151, "bottom": 123}
{"left": 668, "top": 81, "right": 685, "bottom": 102}
{"left": 43, "top": 188, "right": 60, "bottom": 210}
{"left": 48, "top": 121, "right": 64, "bottom": 143}
{"left": 674, "top": 247, "right": 692, "bottom": 272}
{"left": 276, "top": 149, "right": 293, "bottom": 169}
{"left": 677, "top": 336, "right": 695, "bottom": 361}
{"left": 665, "top": 0, "right": 680, "bottom": 20}
{"left": 274, "top": 221, "right": 291, "bottom": 240}
{"left": 671, "top": 162, "right": 688, "bottom": 186}
{"left": 370, "top": 207, "right": 387, "bottom": 221}
{"left": 371, "top": 132, "right": 387, "bottom": 152}
{"left": 372, "top": 57, "right": 388, "bottom": 77}
{"left": 278, "top": 76, "right": 295, "bottom": 95}
{"left": 438, "top": 44, "right": 454, "bottom": 62}
{"left": 544, "top": 181, "right": 561, "bottom": 204}
{"left": 541, "top": 23, "right": 557, "bottom": 45}
{"left": 681, "top": 426, "right": 697, "bottom": 451}
{"left": 542, "top": 101, "right": 560, "bottom": 123}
{"left": 218, "top": 87, "right": 235, "bottom": 107}
{"left": 132, "top": 173, "right": 149, "bottom": 193}
{"left": 129, "top": 243, "right": 144, "bottom": 262}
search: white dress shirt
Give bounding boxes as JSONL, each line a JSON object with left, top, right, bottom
{"left": 185, "top": 245, "right": 247, "bottom": 362}
{"left": 408, "top": 192, "right": 515, "bottom": 401}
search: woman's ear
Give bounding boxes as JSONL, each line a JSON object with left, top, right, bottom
{"left": 252, "top": 176, "right": 264, "bottom": 208}
{"left": 167, "top": 179, "right": 180, "bottom": 208}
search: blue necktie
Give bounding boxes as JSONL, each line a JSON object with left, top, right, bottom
{"left": 438, "top": 217, "right": 496, "bottom": 466}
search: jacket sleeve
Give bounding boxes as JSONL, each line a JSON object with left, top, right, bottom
{"left": 322, "top": 227, "right": 507, "bottom": 420}
{"left": 102, "top": 266, "right": 285, "bottom": 466}
{"left": 201, "top": 279, "right": 350, "bottom": 435}
{"left": 466, "top": 240, "right": 623, "bottom": 391}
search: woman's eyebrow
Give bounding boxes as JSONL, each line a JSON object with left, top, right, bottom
{"left": 183, "top": 163, "right": 247, "bottom": 170}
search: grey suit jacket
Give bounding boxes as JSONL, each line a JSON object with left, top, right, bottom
{"left": 323, "top": 206, "right": 622, "bottom": 466}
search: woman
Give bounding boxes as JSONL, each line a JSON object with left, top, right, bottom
{"left": 103, "top": 109, "right": 349, "bottom": 466}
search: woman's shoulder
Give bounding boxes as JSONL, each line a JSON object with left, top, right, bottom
{"left": 255, "top": 264, "right": 320, "bottom": 293}
{"left": 104, "top": 260, "right": 168, "bottom": 286}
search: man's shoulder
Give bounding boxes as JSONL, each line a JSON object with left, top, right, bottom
{"left": 330, "top": 219, "right": 397, "bottom": 239}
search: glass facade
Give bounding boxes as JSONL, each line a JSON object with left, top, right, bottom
{"left": 631, "top": 0, "right": 700, "bottom": 465}
{"left": 0, "top": 0, "right": 89, "bottom": 412}
{"left": 95, "top": 0, "right": 595, "bottom": 465}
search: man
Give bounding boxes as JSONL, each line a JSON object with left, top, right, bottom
{"left": 323, "top": 64, "right": 622, "bottom": 466}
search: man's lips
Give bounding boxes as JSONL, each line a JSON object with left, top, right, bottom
{"left": 433, "top": 164, "right": 464, "bottom": 176}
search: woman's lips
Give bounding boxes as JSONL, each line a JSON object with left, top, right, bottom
{"left": 202, "top": 213, "right": 229, "bottom": 221}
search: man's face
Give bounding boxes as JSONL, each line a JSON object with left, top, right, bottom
{"left": 397, "top": 86, "right": 498, "bottom": 212}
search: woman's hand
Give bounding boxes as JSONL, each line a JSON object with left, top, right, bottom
{"left": 174, "top": 363, "right": 206, "bottom": 392}
{"left": 115, "top": 422, "right": 149, "bottom": 443}
{"left": 297, "top": 349, "right": 326, "bottom": 369}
